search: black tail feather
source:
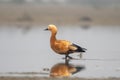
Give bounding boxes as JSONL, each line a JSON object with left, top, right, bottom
{"left": 72, "top": 43, "right": 87, "bottom": 52}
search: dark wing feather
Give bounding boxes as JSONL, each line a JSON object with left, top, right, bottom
{"left": 72, "top": 43, "right": 87, "bottom": 52}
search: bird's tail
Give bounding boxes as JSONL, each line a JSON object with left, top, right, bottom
{"left": 82, "top": 48, "right": 87, "bottom": 52}
{"left": 73, "top": 44, "right": 87, "bottom": 52}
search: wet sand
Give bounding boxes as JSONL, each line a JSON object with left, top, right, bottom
{"left": 0, "top": 4, "right": 120, "bottom": 26}
{"left": 0, "top": 77, "right": 120, "bottom": 80}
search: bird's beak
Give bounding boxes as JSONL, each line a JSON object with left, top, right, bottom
{"left": 44, "top": 28, "right": 48, "bottom": 31}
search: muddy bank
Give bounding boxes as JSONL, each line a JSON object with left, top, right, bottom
{"left": 0, "top": 77, "right": 120, "bottom": 80}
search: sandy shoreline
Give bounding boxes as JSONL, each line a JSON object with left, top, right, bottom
{"left": 0, "top": 77, "right": 120, "bottom": 80}
{"left": 0, "top": 4, "right": 120, "bottom": 26}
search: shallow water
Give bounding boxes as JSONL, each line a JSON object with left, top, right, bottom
{"left": 0, "top": 25, "right": 120, "bottom": 78}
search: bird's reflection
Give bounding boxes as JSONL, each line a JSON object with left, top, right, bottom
{"left": 50, "top": 60, "right": 85, "bottom": 78}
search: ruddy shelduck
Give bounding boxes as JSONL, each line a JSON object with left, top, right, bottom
{"left": 45, "top": 24, "right": 86, "bottom": 59}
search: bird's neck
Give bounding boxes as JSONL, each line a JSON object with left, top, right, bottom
{"left": 50, "top": 31, "right": 57, "bottom": 44}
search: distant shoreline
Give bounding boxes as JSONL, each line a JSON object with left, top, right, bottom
{"left": 0, "top": 4, "right": 120, "bottom": 26}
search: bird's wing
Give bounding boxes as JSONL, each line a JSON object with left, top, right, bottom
{"left": 54, "top": 40, "right": 86, "bottom": 53}
{"left": 69, "top": 43, "right": 86, "bottom": 52}
{"left": 54, "top": 40, "right": 72, "bottom": 53}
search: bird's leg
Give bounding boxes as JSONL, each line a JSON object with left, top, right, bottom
{"left": 65, "top": 55, "right": 68, "bottom": 59}
{"left": 68, "top": 55, "right": 73, "bottom": 59}
{"left": 65, "top": 58, "right": 70, "bottom": 65}
{"left": 65, "top": 55, "right": 69, "bottom": 60}
{"left": 65, "top": 54, "right": 73, "bottom": 60}
{"left": 79, "top": 53, "right": 83, "bottom": 59}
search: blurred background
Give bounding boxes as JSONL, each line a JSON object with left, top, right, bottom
{"left": 0, "top": 0, "right": 120, "bottom": 26}
{"left": 0, "top": 0, "right": 120, "bottom": 78}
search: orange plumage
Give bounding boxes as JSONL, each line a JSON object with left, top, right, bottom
{"left": 50, "top": 63, "right": 84, "bottom": 77}
{"left": 45, "top": 24, "right": 86, "bottom": 59}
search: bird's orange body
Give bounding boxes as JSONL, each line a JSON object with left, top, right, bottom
{"left": 51, "top": 40, "right": 72, "bottom": 54}
{"left": 45, "top": 24, "right": 86, "bottom": 59}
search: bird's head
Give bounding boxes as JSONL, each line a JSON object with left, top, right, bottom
{"left": 44, "top": 24, "right": 57, "bottom": 32}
